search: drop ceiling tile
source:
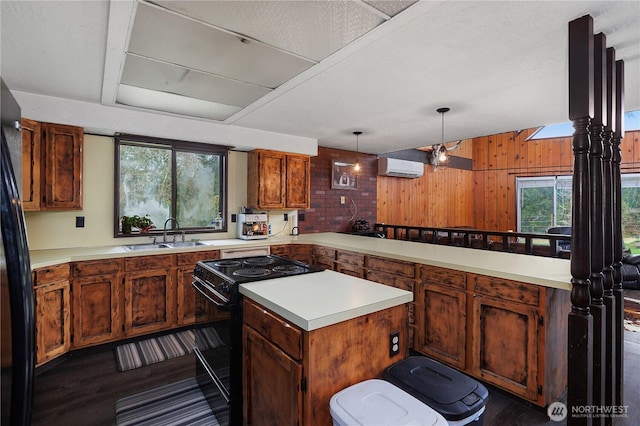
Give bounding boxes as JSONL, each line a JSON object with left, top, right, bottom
{"left": 116, "top": 84, "right": 242, "bottom": 121}
{"left": 151, "top": 0, "right": 386, "bottom": 61}
{"left": 121, "top": 54, "right": 271, "bottom": 108}
{"left": 129, "top": 1, "right": 316, "bottom": 88}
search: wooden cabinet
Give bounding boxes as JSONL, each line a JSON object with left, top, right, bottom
{"left": 247, "top": 150, "right": 310, "bottom": 209}
{"left": 415, "top": 265, "right": 467, "bottom": 369}
{"left": 269, "top": 244, "right": 290, "bottom": 258}
{"left": 335, "top": 250, "right": 365, "bottom": 277}
{"left": 243, "top": 298, "right": 407, "bottom": 426}
{"left": 243, "top": 299, "right": 303, "bottom": 426}
{"left": 175, "top": 250, "right": 224, "bottom": 325}
{"left": 413, "top": 264, "right": 570, "bottom": 407}
{"left": 289, "top": 244, "right": 313, "bottom": 264}
{"left": 470, "top": 275, "right": 541, "bottom": 402}
{"left": 70, "top": 259, "right": 122, "bottom": 348}
{"left": 284, "top": 154, "right": 310, "bottom": 209}
{"left": 32, "top": 264, "right": 71, "bottom": 366}
{"left": 20, "top": 118, "right": 41, "bottom": 210}
{"left": 21, "top": 119, "right": 83, "bottom": 211}
{"left": 366, "top": 256, "right": 416, "bottom": 346}
{"left": 313, "top": 246, "right": 336, "bottom": 270}
{"left": 123, "top": 255, "right": 176, "bottom": 337}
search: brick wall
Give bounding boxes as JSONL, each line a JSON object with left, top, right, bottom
{"left": 297, "top": 146, "right": 377, "bottom": 234}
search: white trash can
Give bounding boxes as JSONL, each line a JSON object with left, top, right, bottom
{"left": 330, "top": 379, "right": 448, "bottom": 426}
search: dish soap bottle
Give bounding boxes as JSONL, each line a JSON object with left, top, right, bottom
{"left": 215, "top": 212, "right": 223, "bottom": 229}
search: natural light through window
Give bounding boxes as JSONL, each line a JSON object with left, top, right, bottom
{"left": 528, "top": 110, "right": 640, "bottom": 140}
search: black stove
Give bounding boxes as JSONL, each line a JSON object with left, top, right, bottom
{"left": 191, "top": 254, "right": 323, "bottom": 425}
{"left": 195, "top": 254, "right": 323, "bottom": 289}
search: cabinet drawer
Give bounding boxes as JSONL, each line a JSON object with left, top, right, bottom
{"left": 125, "top": 254, "right": 175, "bottom": 271}
{"left": 313, "top": 246, "right": 336, "bottom": 259}
{"left": 176, "top": 250, "right": 219, "bottom": 266}
{"left": 419, "top": 265, "right": 466, "bottom": 290}
{"left": 243, "top": 299, "right": 302, "bottom": 360}
{"left": 337, "top": 250, "right": 365, "bottom": 267}
{"left": 291, "top": 244, "right": 313, "bottom": 256}
{"left": 366, "top": 269, "right": 415, "bottom": 292}
{"left": 33, "top": 263, "right": 70, "bottom": 286}
{"left": 270, "top": 244, "right": 291, "bottom": 257}
{"left": 367, "top": 256, "right": 415, "bottom": 278}
{"left": 71, "top": 259, "right": 122, "bottom": 277}
{"left": 473, "top": 275, "right": 540, "bottom": 306}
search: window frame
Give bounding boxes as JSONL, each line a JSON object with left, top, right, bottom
{"left": 114, "top": 133, "right": 228, "bottom": 238}
{"left": 516, "top": 173, "right": 640, "bottom": 241}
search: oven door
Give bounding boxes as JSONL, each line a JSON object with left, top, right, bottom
{"left": 192, "top": 275, "right": 236, "bottom": 426}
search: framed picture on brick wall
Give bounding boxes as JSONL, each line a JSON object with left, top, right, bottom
{"left": 331, "top": 160, "right": 358, "bottom": 190}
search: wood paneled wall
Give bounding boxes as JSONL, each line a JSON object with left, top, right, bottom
{"left": 375, "top": 129, "right": 639, "bottom": 232}
{"left": 377, "top": 156, "right": 474, "bottom": 228}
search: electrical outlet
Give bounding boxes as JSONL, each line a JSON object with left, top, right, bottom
{"left": 340, "top": 196, "right": 346, "bottom": 204}
{"left": 389, "top": 331, "right": 400, "bottom": 357}
{"left": 299, "top": 213, "right": 305, "bottom": 221}
{"left": 284, "top": 213, "right": 288, "bottom": 221}
{"left": 75, "top": 216, "right": 85, "bottom": 228}
{"left": 231, "top": 214, "right": 237, "bottom": 223}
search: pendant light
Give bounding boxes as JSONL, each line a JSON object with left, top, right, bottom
{"left": 434, "top": 107, "right": 450, "bottom": 170}
{"left": 353, "top": 131, "right": 362, "bottom": 174}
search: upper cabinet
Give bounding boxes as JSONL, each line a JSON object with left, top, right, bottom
{"left": 21, "top": 119, "right": 83, "bottom": 211}
{"left": 247, "top": 150, "right": 310, "bottom": 210}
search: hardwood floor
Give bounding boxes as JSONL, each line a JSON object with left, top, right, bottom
{"left": 32, "top": 293, "right": 640, "bottom": 426}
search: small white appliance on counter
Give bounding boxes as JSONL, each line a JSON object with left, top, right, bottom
{"left": 237, "top": 213, "right": 269, "bottom": 240}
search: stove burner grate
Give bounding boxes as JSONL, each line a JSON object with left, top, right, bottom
{"left": 232, "top": 268, "right": 272, "bottom": 278}
{"left": 244, "top": 257, "right": 275, "bottom": 266}
{"left": 272, "top": 265, "right": 307, "bottom": 275}
{"left": 214, "top": 260, "right": 242, "bottom": 268}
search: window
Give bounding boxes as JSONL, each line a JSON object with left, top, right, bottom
{"left": 115, "top": 134, "right": 227, "bottom": 236}
{"left": 517, "top": 174, "right": 640, "bottom": 250}
{"left": 527, "top": 109, "right": 640, "bottom": 140}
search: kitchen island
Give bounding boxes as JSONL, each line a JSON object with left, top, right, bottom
{"left": 241, "top": 270, "right": 411, "bottom": 425}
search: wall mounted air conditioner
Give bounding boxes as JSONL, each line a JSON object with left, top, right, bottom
{"left": 377, "top": 157, "right": 424, "bottom": 178}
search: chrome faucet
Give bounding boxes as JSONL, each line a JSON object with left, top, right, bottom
{"left": 163, "top": 217, "right": 181, "bottom": 243}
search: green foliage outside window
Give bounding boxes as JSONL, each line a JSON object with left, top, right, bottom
{"left": 115, "top": 135, "right": 226, "bottom": 236}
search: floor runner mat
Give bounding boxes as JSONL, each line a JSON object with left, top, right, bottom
{"left": 116, "top": 328, "right": 224, "bottom": 372}
{"left": 115, "top": 377, "right": 223, "bottom": 426}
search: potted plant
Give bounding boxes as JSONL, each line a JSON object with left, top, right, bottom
{"left": 121, "top": 214, "right": 155, "bottom": 234}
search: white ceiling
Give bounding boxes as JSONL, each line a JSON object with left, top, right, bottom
{"left": 1, "top": 0, "right": 639, "bottom": 155}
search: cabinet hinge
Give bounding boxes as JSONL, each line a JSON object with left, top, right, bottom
{"left": 538, "top": 385, "right": 543, "bottom": 395}
{"left": 301, "top": 377, "right": 307, "bottom": 393}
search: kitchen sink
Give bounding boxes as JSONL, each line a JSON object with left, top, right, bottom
{"left": 123, "top": 241, "right": 208, "bottom": 251}
{"left": 162, "top": 241, "right": 208, "bottom": 248}
{"left": 123, "top": 243, "right": 169, "bottom": 251}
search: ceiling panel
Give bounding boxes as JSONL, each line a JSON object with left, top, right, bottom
{"left": 151, "top": 0, "right": 391, "bottom": 61}
{"left": 128, "top": 1, "right": 316, "bottom": 88}
{"left": 120, "top": 54, "right": 271, "bottom": 108}
{"left": 116, "top": 84, "right": 242, "bottom": 121}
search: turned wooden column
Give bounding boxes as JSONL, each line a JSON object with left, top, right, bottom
{"left": 601, "top": 46, "right": 617, "bottom": 418}
{"left": 588, "top": 33, "right": 607, "bottom": 425}
{"left": 612, "top": 59, "right": 625, "bottom": 408}
{"left": 567, "top": 15, "right": 594, "bottom": 426}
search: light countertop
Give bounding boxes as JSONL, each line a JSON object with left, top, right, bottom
{"left": 291, "top": 233, "right": 572, "bottom": 290}
{"left": 239, "top": 269, "right": 413, "bottom": 331}
{"left": 29, "top": 232, "right": 571, "bottom": 290}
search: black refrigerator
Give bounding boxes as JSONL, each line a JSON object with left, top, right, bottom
{"left": 1, "top": 79, "right": 35, "bottom": 426}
